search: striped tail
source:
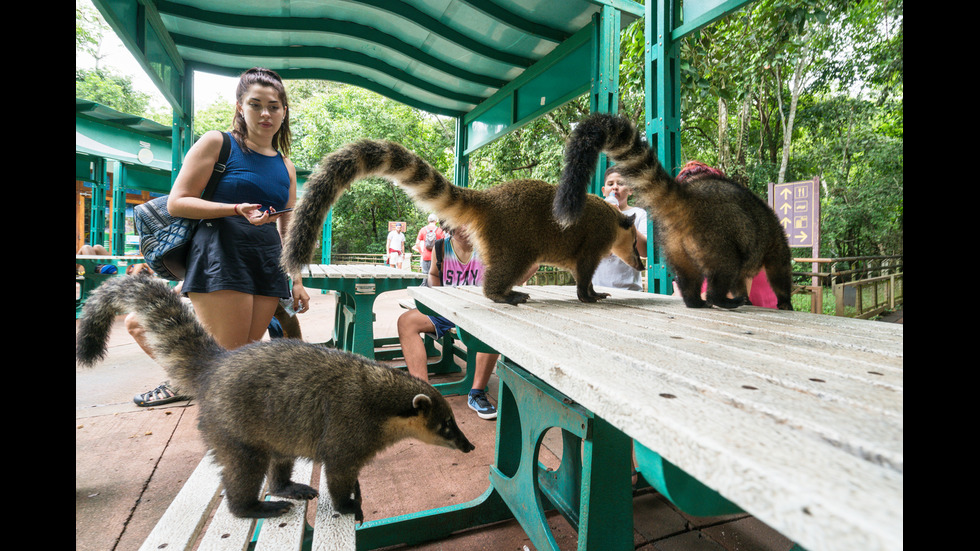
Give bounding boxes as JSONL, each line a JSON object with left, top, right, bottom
{"left": 281, "top": 140, "right": 461, "bottom": 277}
{"left": 554, "top": 113, "right": 667, "bottom": 226}
{"left": 75, "top": 274, "right": 221, "bottom": 395}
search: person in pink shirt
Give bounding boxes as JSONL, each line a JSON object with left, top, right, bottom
{"left": 397, "top": 224, "right": 498, "bottom": 419}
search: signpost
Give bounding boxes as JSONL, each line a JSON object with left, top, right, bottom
{"left": 768, "top": 178, "right": 820, "bottom": 248}
{"left": 769, "top": 178, "right": 821, "bottom": 311}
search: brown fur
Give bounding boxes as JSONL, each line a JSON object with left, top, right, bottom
{"left": 282, "top": 140, "right": 643, "bottom": 305}
{"left": 75, "top": 275, "right": 474, "bottom": 521}
{"left": 555, "top": 113, "right": 794, "bottom": 310}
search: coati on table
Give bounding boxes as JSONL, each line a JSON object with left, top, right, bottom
{"left": 75, "top": 274, "right": 474, "bottom": 521}
{"left": 554, "top": 113, "right": 794, "bottom": 310}
{"left": 281, "top": 140, "right": 643, "bottom": 305}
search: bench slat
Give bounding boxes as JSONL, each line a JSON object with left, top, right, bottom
{"left": 254, "top": 460, "right": 316, "bottom": 549}
{"left": 138, "top": 453, "right": 224, "bottom": 551}
{"left": 311, "top": 470, "right": 357, "bottom": 550}
{"left": 196, "top": 498, "right": 254, "bottom": 551}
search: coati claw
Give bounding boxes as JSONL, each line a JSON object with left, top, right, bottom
{"left": 271, "top": 482, "right": 318, "bottom": 501}
{"left": 233, "top": 500, "right": 293, "bottom": 518}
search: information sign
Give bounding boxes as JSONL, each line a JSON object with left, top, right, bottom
{"left": 768, "top": 178, "right": 820, "bottom": 248}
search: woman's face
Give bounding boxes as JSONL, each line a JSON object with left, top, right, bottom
{"left": 238, "top": 84, "right": 285, "bottom": 141}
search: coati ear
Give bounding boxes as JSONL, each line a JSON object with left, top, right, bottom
{"left": 412, "top": 393, "right": 432, "bottom": 415}
{"left": 620, "top": 213, "right": 636, "bottom": 229}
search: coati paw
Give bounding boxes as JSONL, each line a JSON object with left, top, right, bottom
{"left": 707, "top": 297, "right": 744, "bottom": 309}
{"left": 271, "top": 482, "right": 318, "bottom": 501}
{"left": 335, "top": 498, "right": 364, "bottom": 523}
{"left": 495, "top": 291, "right": 529, "bottom": 305}
{"left": 578, "top": 291, "right": 609, "bottom": 302}
{"left": 231, "top": 500, "right": 293, "bottom": 518}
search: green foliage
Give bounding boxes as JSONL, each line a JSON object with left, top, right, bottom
{"left": 76, "top": 68, "right": 154, "bottom": 116}
{"left": 621, "top": 0, "right": 902, "bottom": 257}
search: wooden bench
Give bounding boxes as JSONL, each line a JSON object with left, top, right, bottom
{"left": 408, "top": 284, "right": 903, "bottom": 551}
{"left": 139, "top": 453, "right": 356, "bottom": 551}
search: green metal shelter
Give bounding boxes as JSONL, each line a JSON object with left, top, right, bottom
{"left": 88, "top": 0, "right": 753, "bottom": 292}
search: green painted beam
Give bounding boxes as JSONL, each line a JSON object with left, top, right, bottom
{"left": 172, "top": 34, "right": 486, "bottom": 106}
{"left": 91, "top": 0, "right": 187, "bottom": 118}
{"left": 673, "top": 0, "right": 754, "bottom": 40}
{"left": 462, "top": 24, "right": 594, "bottom": 154}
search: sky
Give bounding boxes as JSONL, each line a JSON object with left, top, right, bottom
{"left": 79, "top": 0, "right": 238, "bottom": 111}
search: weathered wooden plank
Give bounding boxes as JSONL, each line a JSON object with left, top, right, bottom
{"left": 311, "top": 467, "right": 357, "bottom": 551}
{"left": 254, "top": 460, "right": 316, "bottom": 550}
{"left": 138, "top": 453, "right": 224, "bottom": 551}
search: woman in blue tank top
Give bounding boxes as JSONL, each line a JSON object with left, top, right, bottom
{"left": 167, "top": 68, "right": 310, "bottom": 350}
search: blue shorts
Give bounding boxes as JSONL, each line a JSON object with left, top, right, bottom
{"left": 427, "top": 315, "right": 456, "bottom": 338}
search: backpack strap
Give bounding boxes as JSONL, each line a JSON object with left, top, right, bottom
{"left": 435, "top": 238, "right": 445, "bottom": 281}
{"left": 201, "top": 132, "right": 231, "bottom": 201}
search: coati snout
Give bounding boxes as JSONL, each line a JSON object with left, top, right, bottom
{"left": 76, "top": 275, "right": 476, "bottom": 522}
{"left": 407, "top": 393, "right": 475, "bottom": 452}
{"left": 611, "top": 213, "right": 644, "bottom": 272}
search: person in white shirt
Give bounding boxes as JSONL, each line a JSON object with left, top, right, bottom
{"left": 386, "top": 222, "right": 406, "bottom": 268}
{"left": 591, "top": 166, "right": 648, "bottom": 291}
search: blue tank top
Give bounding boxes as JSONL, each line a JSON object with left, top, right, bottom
{"left": 210, "top": 133, "right": 290, "bottom": 211}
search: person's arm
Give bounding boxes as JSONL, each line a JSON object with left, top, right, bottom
{"left": 276, "top": 157, "right": 298, "bottom": 239}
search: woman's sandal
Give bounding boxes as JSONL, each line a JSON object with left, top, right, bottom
{"left": 134, "top": 382, "right": 188, "bottom": 407}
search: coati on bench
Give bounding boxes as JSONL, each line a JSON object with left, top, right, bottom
{"left": 555, "top": 113, "right": 794, "bottom": 310}
{"left": 75, "top": 274, "right": 474, "bottom": 521}
{"left": 281, "top": 139, "right": 643, "bottom": 305}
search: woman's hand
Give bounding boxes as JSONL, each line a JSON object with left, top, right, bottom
{"left": 291, "top": 282, "right": 310, "bottom": 313}
{"left": 235, "top": 203, "right": 277, "bottom": 225}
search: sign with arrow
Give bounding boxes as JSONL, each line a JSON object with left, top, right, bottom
{"left": 768, "top": 178, "right": 820, "bottom": 248}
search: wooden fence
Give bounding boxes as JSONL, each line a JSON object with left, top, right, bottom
{"left": 792, "top": 255, "right": 903, "bottom": 318}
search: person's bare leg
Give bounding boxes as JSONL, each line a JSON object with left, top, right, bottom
{"left": 189, "top": 290, "right": 279, "bottom": 350}
{"left": 472, "top": 353, "right": 499, "bottom": 391}
{"left": 396, "top": 309, "right": 437, "bottom": 382}
{"left": 125, "top": 312, "right": 155, "bottom": 359}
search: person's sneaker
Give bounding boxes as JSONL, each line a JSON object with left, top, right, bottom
{"left": 467, "top": 390, "right": 497, "bottom": 420}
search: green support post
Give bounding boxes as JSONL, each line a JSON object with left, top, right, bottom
{"left": 588, "top": 7, "right": 621, "bottom": 196}
{"left": 644, "top": 0, "right": 682, "bottom": 294}
{"left": 89, "top": 158, "right": 107, "bottom": 248}
{"left": 171, "top": 70, "right": 194, "bottom": 187}
{"left": 321, "top": 209, "right": 333, "bottom": 265}
{"left": 111, "top": 161, "right": 127, "bottom": 255}
{"left": 453, "top": 117, "right": 469, "bottom": 188}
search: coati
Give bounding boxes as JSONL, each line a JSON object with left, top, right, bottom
{"left": 281, "top": 140, "right": 643, "bottom": 305}
{"left": 75, "top": 274, "right": 474, "bottom": 521}
{"left": 555, "top": 113, "right": 794, "bottom": 310}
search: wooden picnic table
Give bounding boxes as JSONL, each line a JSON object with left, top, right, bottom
{"left": 299, "top": 264, "right": 425, "bottom": 359}
{"left": 406, "top": 284, "right": 903, "bottom": 551}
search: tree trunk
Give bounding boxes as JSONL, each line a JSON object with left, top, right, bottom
{"left": 776, "top": 47, "right": 811, "bottom": 184}
{"left": 717, "top": 97, "right": 729, "bottom": 174}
